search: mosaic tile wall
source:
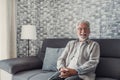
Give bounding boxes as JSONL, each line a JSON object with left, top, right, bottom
{"left": 16, "top": 0, "right": 120, "bottom": 57}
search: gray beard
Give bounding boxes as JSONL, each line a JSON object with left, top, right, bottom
{"left": 78, "top": 36, "right": 88, "bottom": 41}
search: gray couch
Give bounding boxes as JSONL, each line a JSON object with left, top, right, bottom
{"left": 0, "top": 38, "right": 120, "bottom": 80}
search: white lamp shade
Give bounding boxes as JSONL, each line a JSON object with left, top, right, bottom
{"left": 21, "top": 25, "right": 37, "bottom": 40}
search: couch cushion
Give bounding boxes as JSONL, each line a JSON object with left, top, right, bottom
{"left": 29, "top": 71, "right": 55, "bottom": 80}
{"left": 42, "top": 47, "right": 64, "bottom": 71}
{"left": 13, "top": 69, "right": 55, "bottom": 80}
{"left": 96, "top": 58, "right": 120, "bottom": 79}
{"left": 0, "top": 56, "right": 42, "bottom": 74}
{"left": 98, "top": 39, "right": 120, "bottom": 58}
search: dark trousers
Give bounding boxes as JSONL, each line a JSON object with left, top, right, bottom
{"left": 49, "top": 72, "right": 83, "bottom": 80}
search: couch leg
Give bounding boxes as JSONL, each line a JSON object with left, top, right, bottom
{"left": 0, "top": 69, "right": 12, "bottom": 80}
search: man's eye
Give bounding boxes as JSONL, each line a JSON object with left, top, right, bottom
{"left": 78, "top": 28, "right": 85, "bottom": 30}
{"left": 78, "top": 28, "right": 88, "bottom": 30}
{"left": 78, "top": 28, "right": 81, "bottom": 30}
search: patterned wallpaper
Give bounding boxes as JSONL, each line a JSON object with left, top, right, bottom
{"left": 16, "top": 0, "right": 120, "bottom": 57}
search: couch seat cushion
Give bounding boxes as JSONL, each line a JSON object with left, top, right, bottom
{"left": 13, "top": 69, "right": 55, "bottom": 80}
{"left": 30, "top": 71, "right": 55, "bottom": 80}
{"left": 96, "top": 77, "right": 117, "bottom": 80}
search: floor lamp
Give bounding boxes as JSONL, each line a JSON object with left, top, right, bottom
{"left": 21, "top": 25, "right": 37, "bottom": 56}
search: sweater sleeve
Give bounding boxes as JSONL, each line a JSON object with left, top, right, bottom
{"left": 57, "top": 41, "right": 71, "bottom": 70}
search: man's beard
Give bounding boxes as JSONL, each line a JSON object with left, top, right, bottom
{"left": 78, "top": 35, "right": 88, "bottom": 41}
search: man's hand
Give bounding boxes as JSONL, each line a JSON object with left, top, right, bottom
{"left": 59, "top": 67, "right": 78, "bottom": 78}
{"left": 66, "top": 68, "right": 78, "bottom": 76}
{"left": 59, "top": 67, "right": 70, "bottom": 78}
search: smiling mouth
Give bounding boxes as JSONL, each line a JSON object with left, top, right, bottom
{"left": 80, "top": 34, "right": 86, "bottom": 36}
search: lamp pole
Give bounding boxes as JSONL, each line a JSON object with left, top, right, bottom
{"left": 28, "top": 39, "right": 29, "bottom": 56}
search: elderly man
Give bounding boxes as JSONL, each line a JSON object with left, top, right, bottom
{"left": 49, "top": 21, "right": 100, "bottom": 80}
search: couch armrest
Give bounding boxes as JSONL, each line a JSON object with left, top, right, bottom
{"left": 0, "top": 56, "right": 42, "bottom": 74}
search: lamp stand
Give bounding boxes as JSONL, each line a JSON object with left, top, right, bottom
{"left": 28, "top": 39, "right": 30, "bottom": 56}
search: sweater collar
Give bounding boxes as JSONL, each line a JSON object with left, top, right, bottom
{"left": 77, "top": 38, "right": 91, "bottom": 44}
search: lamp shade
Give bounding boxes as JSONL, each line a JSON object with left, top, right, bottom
{"left": 21, "top": 25, "right": 37, "bottom": 40}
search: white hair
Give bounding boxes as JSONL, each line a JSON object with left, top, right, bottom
{"left": 76, "top": 20, "right": 90, "bottom": 29}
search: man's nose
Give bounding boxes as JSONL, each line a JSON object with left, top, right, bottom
{"left": 81, "top": 29, "right": 85, "bottom": 33}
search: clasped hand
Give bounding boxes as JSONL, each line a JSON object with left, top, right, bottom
{"left": 59, "top": 67, "right": 78, "bottom": 78}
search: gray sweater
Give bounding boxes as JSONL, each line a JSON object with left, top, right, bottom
{"left": 57, "top": 39, "right": 100, "bottom": 80}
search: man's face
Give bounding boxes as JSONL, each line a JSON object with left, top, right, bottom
{"left": 76, "top": 23, "right": 90, "bottom": 40}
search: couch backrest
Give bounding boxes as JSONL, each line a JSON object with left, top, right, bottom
{"left": 95, "top": 39, "right": 120, "bottom": 79}
{"left": 38, "top": 38, "right": 120, "bottom": 79}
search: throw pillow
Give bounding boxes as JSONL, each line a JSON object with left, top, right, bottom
{"left": 42, "top": 47, "right": 64, "bottom": 71}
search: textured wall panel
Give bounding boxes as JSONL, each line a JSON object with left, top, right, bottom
{"left": 16, "top": 0, "right": 120, "bottom": 57}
